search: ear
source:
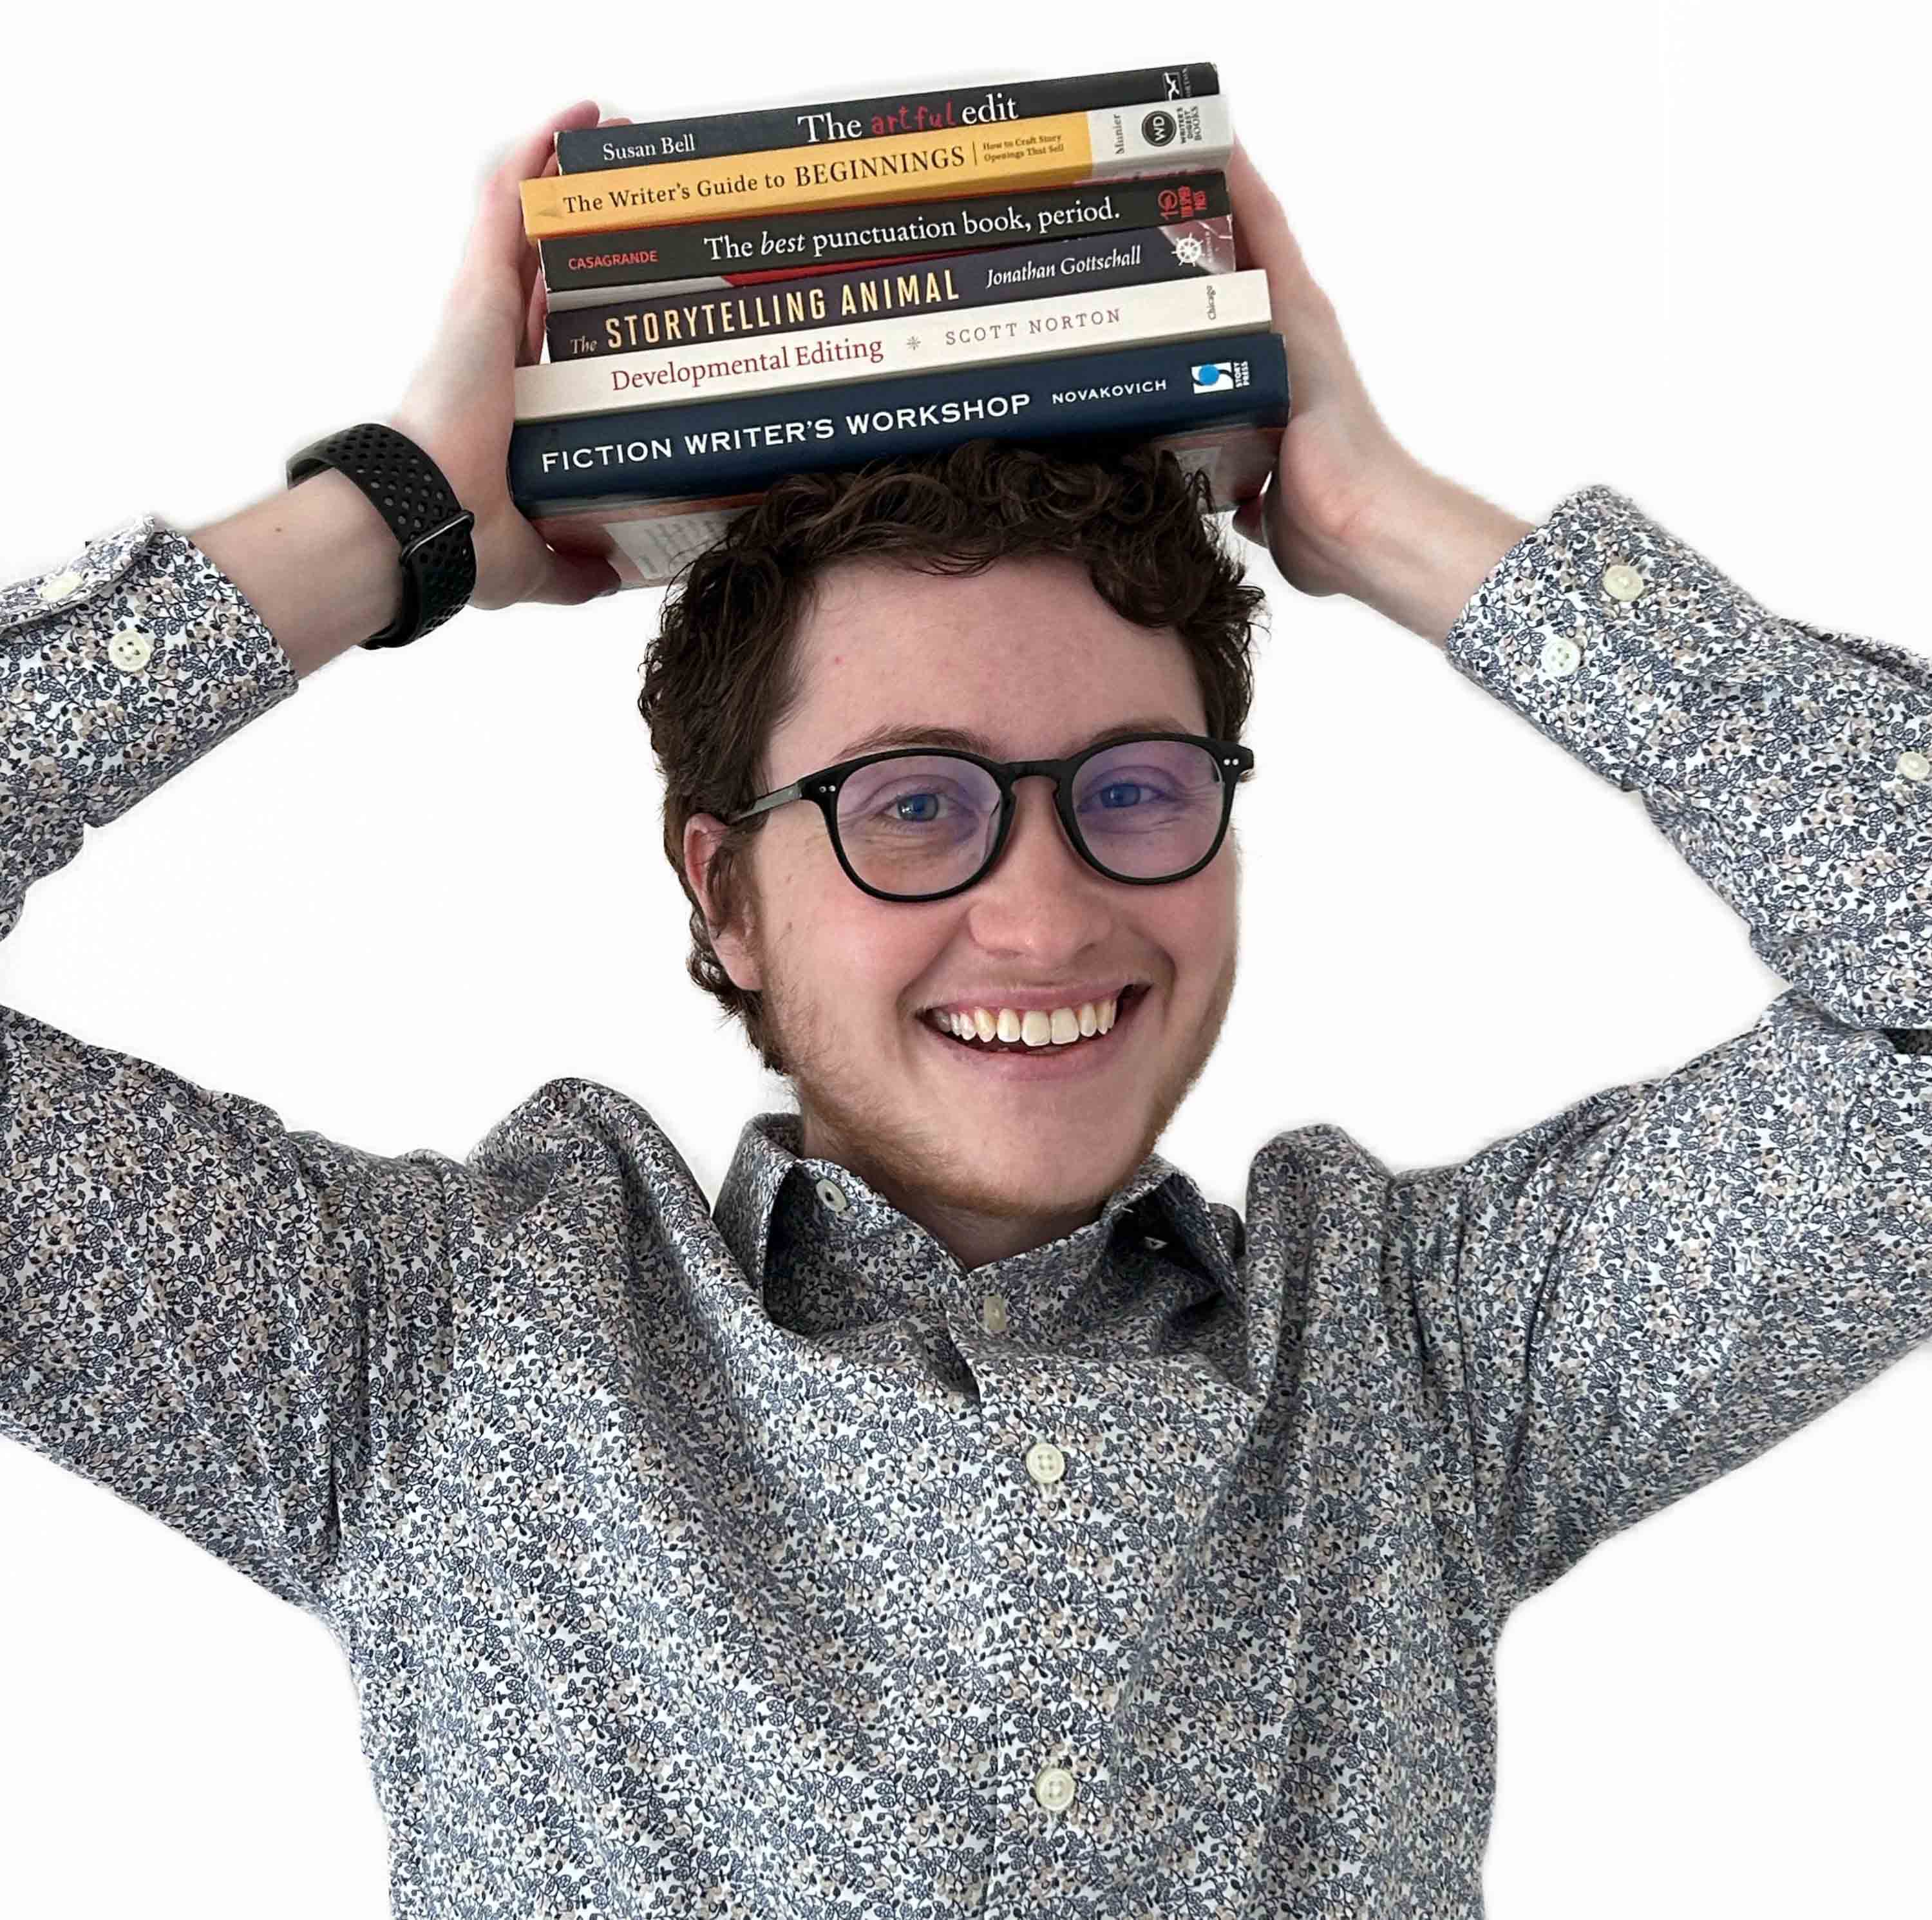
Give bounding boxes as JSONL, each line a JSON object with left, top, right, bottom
{"left": 682, "top": 813, "right": 764, "bottom": 993}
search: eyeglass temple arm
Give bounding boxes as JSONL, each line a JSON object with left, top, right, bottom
{"left": 728, "top": 777, "right": 814, "bottom": 826}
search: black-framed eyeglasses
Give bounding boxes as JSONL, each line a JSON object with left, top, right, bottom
{"left": 728, "top": 731, "right": 1256, "bottom": 903}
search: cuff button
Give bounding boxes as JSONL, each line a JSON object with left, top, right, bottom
{"left": 1540, "top": 634, "right": 1582, "bottom": 678}
{"left": 108, "top": 622, "right": 153, "bottom": 673}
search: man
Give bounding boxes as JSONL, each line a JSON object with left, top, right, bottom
{"left": 2, "top": 100, "right": 1927, "bottom": 1917}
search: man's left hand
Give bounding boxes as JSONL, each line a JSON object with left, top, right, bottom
{"left": 1225, "top": 137, "right": 1533, "bottom": 644}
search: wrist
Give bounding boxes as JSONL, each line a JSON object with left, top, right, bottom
{"left": 1334, "top": 462, "right": 1536, "bottom": 648}
{"left": 189, "top": 469, "right": 404, "bottom": 681}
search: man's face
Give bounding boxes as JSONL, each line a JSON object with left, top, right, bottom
{"left": 687, "top": 553, "right": 1240, "bottom": 1263}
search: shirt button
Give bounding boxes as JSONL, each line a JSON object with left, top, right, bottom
{"left": 108, "top": 622, "right": 154, "bottom": 673}
{"left": 1025, "top": 1441, "right": 1066, "bottom": 1486}
{"left": 1034, "top": 1765, "right": 1077, "bottom": 1814}
{"left": 813, "top": 1177, "right": 849, "bottom": 1216}
{"left": 1540, "top": 634, "right": 1582, "bottom": 678}
{"left": 37, "top": 568, "right": 84, "bottom": 605}
{"left": 1897, "top": 749, "right": 1930, "bottom": 783}
{"left": 980, "top": 1293, "right": 1009, "bottom": 1334}
{"left": 1601, "top": 562, "right": 1647, "bottom": 602}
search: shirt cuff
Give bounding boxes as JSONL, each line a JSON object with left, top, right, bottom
{"left": 1439, "top": 483, "right": 1794, "bottom": 793}
{"left": 1, "top": 513, "right": 299, "bottom": 829}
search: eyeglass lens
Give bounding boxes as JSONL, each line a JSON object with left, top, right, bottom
{"left": 833, "top": 739, "right": 1229, "bottom": 897}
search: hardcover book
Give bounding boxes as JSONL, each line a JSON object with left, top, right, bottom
{"left": 543, "top": 218, "right": 1236, "bottom": 362}
{"left": 555, "top": 63, "right": 1218, "bottom": 171}
{"left": 520, "top": 97, "right": 1231, "bottom": 238}
{"left": 515, "top": 269, "right": 1268, "bottom": 421}
{"left": 527, "top": 421, "right": 1282, "bottom": 591}
{"left": 509, "top": 327, "right": 1289, "bottom": 508}
{"left": 537, "top": 172, "right": 1228, "bottom": 310}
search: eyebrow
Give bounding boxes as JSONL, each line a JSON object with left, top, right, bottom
{"left": 831, "top": 715, "right": 1199, "bottom": 762}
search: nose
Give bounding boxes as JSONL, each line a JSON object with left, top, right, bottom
{"left": 961, "top": 774, "right": 1113, "bottom": 955}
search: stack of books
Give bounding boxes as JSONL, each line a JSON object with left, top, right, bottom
{"left": 509, "top": 63, "right": 1289, "bottom": 591}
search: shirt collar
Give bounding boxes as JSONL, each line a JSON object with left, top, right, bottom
{"left": 712, "top": 1111, "right": 1238, "bottom": 1342}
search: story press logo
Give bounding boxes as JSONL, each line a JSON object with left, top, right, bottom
{"left": 1190, "top": 361, "right": 1250, "bottom": 394}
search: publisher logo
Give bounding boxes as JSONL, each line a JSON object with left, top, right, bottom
{"left": 1191, "top": 360, "right": 1250, "bottom": 394}
{"left": 1141, "top": 110, "right": 1177, "bottom": 147}
{"left": 1157, "top": 182, "right": 1208, "bottom": 220}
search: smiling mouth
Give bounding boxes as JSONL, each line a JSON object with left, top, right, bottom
{"left": 923, "top": 984, "right": 1148, "bottom": 1055}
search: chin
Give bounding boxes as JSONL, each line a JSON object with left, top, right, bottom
{"left": 945, "top": 1119, "right": 1146, "bottom": 1217}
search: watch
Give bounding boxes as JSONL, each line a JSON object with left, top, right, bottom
{"left": 285, "top": 423, "right": 478, "bottom": 649}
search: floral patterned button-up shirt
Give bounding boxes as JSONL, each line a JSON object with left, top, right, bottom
{"left": 3, "top": 486, "right": 1928, "bottom": 1917}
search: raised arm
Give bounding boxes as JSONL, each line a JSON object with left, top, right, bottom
{"left": 1383, "top": 494, "right": 1932, "bottom": 1610}
{"left": 1222, "top": 137, "right": 1931, "bottom": 1610}
{"left": 189, "top": 100, "right": 621, "bottom": 680}
{"left": 1, "top": 102, "right": 620, "bottom": 1615}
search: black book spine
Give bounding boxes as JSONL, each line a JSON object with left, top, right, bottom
{"left": 555, "top": 64, "right": 1218, "bottom": 172}
{"left": 509, "top": 329, "right": 1289, "bottom": 508}
{"left": 544, "top": 218, "right": 1235, "bottom": 362}
{"left": 538, "top": 173, "right": 1228, "bottom": 301}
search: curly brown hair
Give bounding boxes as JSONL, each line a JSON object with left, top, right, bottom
{"left": 638, "top": 436, "right": 1268, "bottom": 1074}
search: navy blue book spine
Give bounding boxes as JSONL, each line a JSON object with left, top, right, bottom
{"left": 509, "top": 330, "right": 1287, "bottom": 508}
{"left": 556, "top": 64, "right": 1218, "bottom": 172}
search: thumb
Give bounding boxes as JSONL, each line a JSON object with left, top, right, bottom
{"left": 531, "top": 545, "right": 625, "bottom": 607}
{"left": 1232, "top": 482, "right": 1269, "bottom": 546}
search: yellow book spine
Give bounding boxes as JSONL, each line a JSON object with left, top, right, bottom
{"left": 520, "top": 111, "right": 1112, "bottom": 240}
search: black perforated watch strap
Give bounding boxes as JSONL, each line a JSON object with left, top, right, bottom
{"left": 285, "top": 423, "right": 478, "bottom": 649}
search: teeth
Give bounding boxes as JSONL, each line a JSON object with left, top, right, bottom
{"left": 931, "top": 990, "right": 1130, "bottom": 1047}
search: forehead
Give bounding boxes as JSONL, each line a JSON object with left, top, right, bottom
{"left": 766, "top": 553, "right": 1209, "bottom": 779}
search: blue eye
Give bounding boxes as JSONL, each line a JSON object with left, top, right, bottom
{"left": 1096, "top": 781, "right": 1157, "bottom": 809}
{"left": 893, "top": 793, "right": 942, "bottom": 822}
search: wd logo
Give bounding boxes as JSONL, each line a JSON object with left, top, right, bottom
{"left": 1191, "top": 361, "right": 1250, "bottom": 394}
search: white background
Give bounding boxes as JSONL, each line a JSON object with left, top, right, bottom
{"left": 1, "top": 3, "right": 1926, "bottom": 1914}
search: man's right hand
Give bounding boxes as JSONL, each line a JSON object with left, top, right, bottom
{"left": 389, "top": 99, "right": 627, "bottom": 612}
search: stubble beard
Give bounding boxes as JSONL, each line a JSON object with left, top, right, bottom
{"left": 753, "top": 939, "right": 1240, "bottom": 1230}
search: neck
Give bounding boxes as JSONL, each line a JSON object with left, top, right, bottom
{"left": 796, "top": 1108, "right": 1104, "bottom": 1271}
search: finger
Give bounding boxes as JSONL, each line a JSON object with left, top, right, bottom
{"left": 1227, "top": 134, "right": 1314, "bottom": 292}
{"left": 521, "top": 267, "right": 547, "bottom": 368}
{"left": 529, "top": 544, "right": 625, "bottom": 606}
{"left": 465, "top": 99, "right": 603, "bottom": 286}
{"left": 518, "top": 113, "right": 633, "bottom": 366}
{"left": 1231, "top": 484, "right": 1267, "bottom": 546}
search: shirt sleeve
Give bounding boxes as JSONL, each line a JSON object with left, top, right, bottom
{"left": 1, "top": 518, "right": 466, "bottom": 1621}
{"left": 1384, "top": 484, "right": 1932, "bottom": 1615}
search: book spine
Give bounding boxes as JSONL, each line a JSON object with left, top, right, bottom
{"left": 524, "top": 421, "right": 1282, "bottom": 591}
{"left": 554, "top": 64, "right": 1218, "bottom": 171}
{"left": 544, "top": 217, "right": 1235, "bottom": 361}
{"left": 520, "top": 97, "right": 1231, "bottom": 239}
{"left": 517, "top": 268, "right": 1267, "bottom": 423}
{"left": 538, "top": 172, "right": 1227, "bottom": 303}
{"left": 544, "top": 252, "right": 962, "bottom": 313}
{"left": 509, "top": 328, "right": 1289, "bottom": 508}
